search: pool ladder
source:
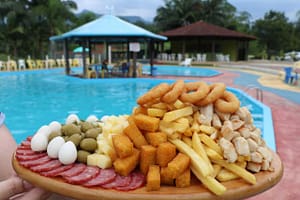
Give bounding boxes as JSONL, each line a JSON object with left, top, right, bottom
{"left": 244, "top": 85, "right": 263, "bottom": 102}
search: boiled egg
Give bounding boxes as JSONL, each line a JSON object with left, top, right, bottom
{"left": 58, "top": 141, "right": 77, "bottom": 165}
{"left": 86, "top": 115, "right": 98, "bottom": 123}
{"left": 66, "top": 114, "right": 80, "bottom": 124}
{"left": 31, "top": 133, "right": 48, "bottom": 152}
{"left": 37, "top": 125, "right": 52, "bottom": 137}
{"left": 47, "top": 136, "right": 65, "bottom": 158}
{"left": 48, "top": 121, "right": 62, "bottom": 133}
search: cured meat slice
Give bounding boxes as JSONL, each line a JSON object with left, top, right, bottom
{"left": 16, "top": 152, "right": 47, "bottom": 161}
{"left": 21, "top": 140, "right": 31, "bottom": 147}
{"left": 101, "top": 174, "right": 132, "bottom": 189}
{"left": 30, "top": 160, "right": 62, "bottom": 172}
{"left": 65, "top": 166, "right": 100, "bottom": 184}
{"left": 115, "top": 172, "right": 145, "bottom": 191}
{"left": 40, "top": 164, "right": 74, "bottom": 177}
{"left": 16, "top": 149, "right": 38, "bottom": 156}
{"left": 59, "top": 163, "right": 86, "bottom": 177}
{"left": 83, "top": 168, "right": 117, "bottom": 187}
{"left": 19, "top": 155, "right": 51, "bottom": 168}
{"left": 17, "top": 145, "right": 32, "bottom": 150}
{"left": 26, "top": 136, "right": 33, "bottom": 141}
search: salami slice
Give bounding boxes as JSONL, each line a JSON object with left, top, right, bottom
{"left": 30, "top": 160, "right": 62, "bottom": 172}
{"left": 16, "top": 152, "right": 47, "bottom": 161}
{"left": 21, "top": 140, "right": 31, "bottom": 147}
{"left": 101, "top": 174, "right": 132, "bottom": 189}
{"left": 59, "top": 163, "right": 86, "bottom": 177}
{"left": 65, "top": 166, "right": 100, "bottom": 184}
{"left": 40, "top": 164, "right": 74, "bottom": 177}
{"left": 115, "top": 172, "right": 145, "bottom": 191}
{"left": 26, "top": 136, "right": 33, "bottom": 141}
{"left": 83, "top": 168, "right": 117, "bottom": 187}
{"left": 17, "top": 145, "right": 32, "bottom": 150}
{"left": 19, "top": 155, "right": 51, "bottom": 168}
{"left": 16, "top": 149, "right": 38, "bottom": 156}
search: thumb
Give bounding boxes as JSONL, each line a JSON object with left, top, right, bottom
{"left": 0, "top": 176, "right": 32, "bottom": 199}
{"left": 19, "top": 187, "right": 51, "bottom": 200}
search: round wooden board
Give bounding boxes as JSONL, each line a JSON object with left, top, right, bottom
{"left": 12, "top": 151, "right": 283, "bottom": 200}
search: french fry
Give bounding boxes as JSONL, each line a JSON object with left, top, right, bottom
{"left": 169, "top": 138, "right": 211, "bottom": 177}
{"left": 163, "top": 106, "right": 193, "bottom": 122}
{"left": 192, "top": 132, "right": 213, "bottom": 173}
{"left": 182, "top": 136, "right": 192, "bottom": 147}
{"left": 211, "top": 158, "right": 256, "bottom": 185}
{"left": 199, "top": 134, "right": 222, "bottom": 155}
{"left": 216, "top": 168, "right": 239, "bottom": 182}
{"left": 212, "top": 164, "right": 222, "bottom": 178}
{"left": 199, "top": 125, "right": 216, "bottom": 135}
{"left": 204, "top": 146, "right": 224, "bottom": 161}
{"left": 173, "top": 99, "right": 185, "bottom": 109}
{"left": 191, "top": 165, "right": 226, "bottom": 196}
{"left": 151, "top": 102, "right": 168, "bottom": 110}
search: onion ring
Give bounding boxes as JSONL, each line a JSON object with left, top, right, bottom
{"left": 215, "top": 91, "right": 240, "bottom": 113}
{"left": 137, "top": 83, "right": 171, "bottom": 106}
{"left": 161, "top": 80, "right": 185, "bottom": 103}
{"left": 195, "top": 83, "right": 226, "bottom": 106}
{"left": 179, "top": 81, "right": 209, "bottom": 103}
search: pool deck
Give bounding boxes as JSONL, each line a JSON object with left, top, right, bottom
{"left": 153, "top": 63, "right": 300, "bottom": 199}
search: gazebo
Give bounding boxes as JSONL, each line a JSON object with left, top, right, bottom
{"left": 161, "top": 20, "right": 256, "bottom": 61}
{"left": 50, "top": 14, "right": 167, "bottom": 77}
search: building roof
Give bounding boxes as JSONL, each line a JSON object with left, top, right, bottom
{"left": 50, "top": 14, "right": 167, "bottom": 42}
{"left": 161, "top": 20, "right": 256, "bottom": 40}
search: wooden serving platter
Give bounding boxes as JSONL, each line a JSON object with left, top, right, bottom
{"left": 12, "top": 151, "right": 283, "bottom": 200}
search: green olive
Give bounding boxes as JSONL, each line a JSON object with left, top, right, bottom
{"left": 79, "top": 138, "right": 97, "bottom": 152}
{"left": 48, "top": 131, "right": 62, "bottom": 141}
{"left": 67, "top": 134, "right": 83, "bottom": 146}
{"left": 85, "top": 128, "right": 101, "bottom": 139}
{"left": 77, "top": 150, "right": 91, "bottom": 164}
{"left": 80, "top": 122, "right": 94, "bottom": 132}
{"left": 61, "top": 124, "right": 81, "bottom": 136}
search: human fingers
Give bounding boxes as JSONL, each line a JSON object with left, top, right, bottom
{"left": 0, "top": 176, "right": 32, "bottom": 199}
{"left": 18, "top": 187, "right": 51, "bottom": 200}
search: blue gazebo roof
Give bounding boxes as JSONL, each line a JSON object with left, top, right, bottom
{"left": 50, "top": 14, "right": 167, "bottom": 41}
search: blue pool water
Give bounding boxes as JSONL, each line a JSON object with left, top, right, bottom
{"left": 0, "top": 68, "right": 275, "bottom": 150}
{"left": 142, "top": 65, "right": 221, "bottom": 77}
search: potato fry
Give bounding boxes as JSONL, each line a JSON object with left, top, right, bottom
{"left": 199, "top": 134, "right": 222, "bottom": 155}
{"left": 173, "top": 99, "right": 185, "bottom": 109}
{"left": 212, "top": 164, "right": 222, "bottom": 178}
{"left": 199, "top": 125, "right": 216, "bottom": 135}
{"left": 151, "top": 102, "right": 168, "bottom": 109}
{"left": 182, "top": 136, "right": 192, "bottom": 147}
{"left": 216, "top": 168, "right": 239, "bottom": 182}
{"left": 191, "top": 165, "right": 226, "bottom": 196}
{"left": 204, "top": 146, "right": 224, "bottom": 160}
{"left": 211, "top": 158, "right": 256, "bottom": 185}
{"left": 163, "top": 106, "right": 193, "bottom": 122}
{"left": 147, "top": 108, "right": 166, "bottom": 117}
{"left": 192, "top": 132, "right": 213, "bottom": 172}
{"left": 169, "top": 138, "right": 211, "bottom": 177}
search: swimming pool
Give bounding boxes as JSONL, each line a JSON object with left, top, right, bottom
{"left": 0, "top": 68, "right": 275, "bottom": 150}
{"left": 142, "top": 65, "right": 221, "bottom": 77}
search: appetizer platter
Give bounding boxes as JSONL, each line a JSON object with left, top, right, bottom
{"left": 13, "top": 80, "right": 283, "bottom": 200}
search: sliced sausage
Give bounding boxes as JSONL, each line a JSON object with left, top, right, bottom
{"left": 16, "top": 152, "right": 47, "bottom": 161}
{"left": 30, "top": 160, "right": 62, "bottom": 172}
{"left": 59, "top": 163, "right": 86, "bottom": 177}
{"left": 116, "top": 172, "right": 145, "bottom": 191}
{"left": 65, "top": 166, "right": 100, "bottom": 184}
{"left": 40, "top": 164, "right": 74, "bottom": 177}
{"left": 19, "top": 155, "right": 51, "bottom": 168}
{"left": 83, "top": 168, "right": 117, "bottom": 187}
{"left": 101, "top": 174, "right": 132, "bottom": 189}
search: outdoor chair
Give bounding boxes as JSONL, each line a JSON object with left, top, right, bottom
{"left": 180, "top": 58, "right": 192, "bottom": 67}
{"left": 18, "top": 59, "right": 26, "bottom": 70}
{"left": 7, "top": 60, "right": 17, "bottom": 71}
{"left": 284, "top": 67, "right": 298, "bottom": 84}
{"left": 0, "top": 61, "right": 6, "bottom": 71}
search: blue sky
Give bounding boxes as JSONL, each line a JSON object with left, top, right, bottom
{"left": 73, "top": 0, "right": 299, "bottom": 22}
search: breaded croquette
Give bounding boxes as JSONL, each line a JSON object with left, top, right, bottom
{"left": 160, "top": 167, "right": 174, "bottom": 185}
{"left": 156, "top": 142, "right": 176, "bottom": 167}
{"left": 175, "top": 168, "right": 190, "bottom": 187}
{"left": 144, "top": 132, "right": 167, "bottom": 147}
{"left": 112, "top": 134, "right": 133, "bottom": 158}
{"left": 167, "top": 153, "right": 190, "bottom": 179}
{"left": 113, "top": 148, "right": 140, "bottom": 176}
{"left": 124, "top": 116, "right": 148, "bottom": 149}
{"left": 133, "top": 114, "right": 160, "bottom": 132}
{"left": 146, "top": 165, "right": 160, "bottom": 191}
{"left": 140, "top": 145, "right": 157, "bottom": 175}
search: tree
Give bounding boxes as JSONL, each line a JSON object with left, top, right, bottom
{"left": 252, "top": 10, "right": 294, "bottom": 57}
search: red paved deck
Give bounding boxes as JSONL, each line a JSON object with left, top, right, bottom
{"left": 155, "top": 70, "right": 300, "bottom": 199}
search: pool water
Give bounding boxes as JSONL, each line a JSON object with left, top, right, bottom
{"left": 142, "top": 65, "right": 221, "bottom": 77}
{"left": 0, "top": 68, "right": 275, "bottom": 150}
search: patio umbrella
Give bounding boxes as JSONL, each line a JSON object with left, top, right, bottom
{"left": 73, "top": 47, "right": 89, "bottom": 53}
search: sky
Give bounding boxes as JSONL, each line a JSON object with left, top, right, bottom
{"left": 72, "top": 0, "right": 300, "bottom": 22}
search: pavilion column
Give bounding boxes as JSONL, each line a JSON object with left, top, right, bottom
{"left": 149, "top": 40, "right": 154, "bottom": 76}
{"left": 212, "top": 40, "right": 216, "bottom": 61}
{"left": 82, "top": 41, "right": 87, "bottom": 77}
{"left": 88, "top": 40, "right": 92, "bottom": 64}
{"left": 64, "top": 39, "right": 70, "bottom": 75}
{"left": 126, "top": 41, "right": 130, "bottom": 63}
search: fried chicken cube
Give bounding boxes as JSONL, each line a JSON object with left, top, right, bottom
{"left": 123, "top": 116, "right": 148, "bottom": 149}
{"left": 175, "top": 168, "right": 190, "bottom": 188}
{"left": 144, "top": 132, "right": 167, "bottom": 147}
{"left": 133, "top": 114, "right": 160, "bottom": 132}
{"left": 156, "top": 142, "right": 177, "bottom": 167}
{"left": 160, "top": 167, "right": 174, "bottom": 185}
{"left": 112, "top": 134, "right": 133, "bottom": 158}
{"left": 146, "top": 165, "right": 160, "bottom": 191}
{"left": 140, "top": 145, "right": 157, "bottom": 175}
{"left": 167, "top": 153, "right": 190, "bottom": 179}
{"left": 113, "top": 148, "right": 140, "bottom": 176}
